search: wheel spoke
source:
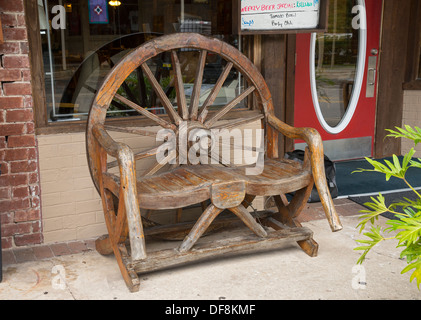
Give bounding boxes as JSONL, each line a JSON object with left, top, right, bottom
{"left": 144, "top": 149, "right": 177, "bottom": 177}
{"left": 204, "top": 86, "right": 255, "bottom": 128}
{"left": 171, "top": 50, "right": 189, "bottom": 120}
{"left": 218, "top": 141, "right": 260, "bottom": 153}
{"left": 190, "top": 49, "right": 207, "bottom": 120}
{"left": 210, "top": 113, "right": 264, "bottom": 130}
{"left": 141, "top": 62, "right": 182, "bottom": 125}
{"left": 113, "top": 93, "right": 175, "bottom": 130}
{"left": 103, "top": 125, "right": 159, "bottom": 138}
{"left": 197, "top": 61, "right": 234, "bottom": 123}
{"left": 134, "top": 145, "right": 163, "bottom": 161}
{"left": 207, "top": 153, "right": 233, "bottom": 167}
{"left": 107, "top": 145, "right": 163, "bottom": 169}
{"left": 136, "top": 67, "right": 148, "bottom": 107}
{"left": 110, "top": 97, "right": 131, "bottom": 111}
{"left": 120, "top": 80, "right": 140, "bottom": 106}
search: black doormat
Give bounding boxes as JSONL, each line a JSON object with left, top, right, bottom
{"left": 348, "top": 190, "right": 420, "bottom": 220}
{"left": 335, "top": 156, "right": 421, "bottom": 197}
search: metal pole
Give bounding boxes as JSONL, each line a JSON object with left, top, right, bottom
{"left": 181, "top": 0, "right": 184, "bottom": 24}
{"left": 330, "top": 0, "right": 337, "bottom": 69}
{"left": 59, "top": 0, "right": 67, "bottom": 70}
{"left": 43, "top": 0, "right": 57, "bottom": 117}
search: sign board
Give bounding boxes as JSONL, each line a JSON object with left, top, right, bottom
{"left": 234, "top": 0, "right": 328, "bottom": 34}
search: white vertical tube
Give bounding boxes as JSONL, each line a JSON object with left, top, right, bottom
{"left": 43, "top": 0, "right": 57, "bottom": 117}
{"left": 181, "top": 0, "right": 184, "bottom": 23}
{"left": 58, "top": 0, "right": 66, "bottom": 70}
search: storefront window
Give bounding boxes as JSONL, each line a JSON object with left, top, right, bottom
{"left": 38, "top": 0, "right": 238, "bottom": 123}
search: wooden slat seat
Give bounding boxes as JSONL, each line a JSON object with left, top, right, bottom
{"left": 106, "top": 159, "right": 312, "bottom": 210}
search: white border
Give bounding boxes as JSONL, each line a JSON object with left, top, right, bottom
{"left": 309, "top": 0, "right": 367, "bottom": 135}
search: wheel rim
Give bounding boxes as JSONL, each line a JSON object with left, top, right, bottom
{"left": 86, "top": 33, "right": 275, "bottom": 192}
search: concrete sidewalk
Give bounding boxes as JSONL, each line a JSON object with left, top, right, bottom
{"left": 0, "top": 200, "right": 420, "bottom": 300}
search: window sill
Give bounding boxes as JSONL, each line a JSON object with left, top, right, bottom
{"left": 35, "top": 115, "right": 172, "bottom": 135}
{"left": 35, "top": 108, "right": 253, "bottom": 135}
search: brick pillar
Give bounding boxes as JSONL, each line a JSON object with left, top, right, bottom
{"left": 0, "top": 0, "right": 43, "bottom": 248}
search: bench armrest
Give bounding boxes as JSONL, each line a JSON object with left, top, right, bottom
{"left": 91, "top": 123, "right": 147, "bottom": 260}
{"left": 267, "top": 114, "right": 343, "bottom": 232}
{"left": 92, "top": 123, "right": 128, "bottom": 159}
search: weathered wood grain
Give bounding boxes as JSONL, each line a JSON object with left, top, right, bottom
{"left": 133, "top": 227, "right": 313, "bottom": 274}
{"left": 190, "top": 49, "right": 208, "bottom": 120}
{"left": 179, "top": 204, "right": 223, "bottom": 253}
{"left": 204, "top": 86, "right": 256, "bottom": 128}
{"left": 171, "top": 50, "right": 189, "bottom": 120}
{"left": 267, "top": 114, "right": 343, "bottom": 232}
{"left": 141, "top": 62, "right": 182, "bottom": 125}
{"left": 197, "top": 61, "right": 234, "bottom": 123}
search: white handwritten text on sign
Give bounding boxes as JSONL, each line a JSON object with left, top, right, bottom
{"left": 241, "top": 0, "right": 320, "bottom": 31}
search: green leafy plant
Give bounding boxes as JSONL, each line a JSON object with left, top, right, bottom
{"left": 353, "top": 125, "right": 421, "bottom": 289}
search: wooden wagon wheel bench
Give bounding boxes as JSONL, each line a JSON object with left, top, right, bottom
{"left": 86, "top": 33, "right": 343, "bottom": 292}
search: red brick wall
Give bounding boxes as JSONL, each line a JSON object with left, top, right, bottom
{"left": 0, "top": 0, "right": 42, "bottom": 249}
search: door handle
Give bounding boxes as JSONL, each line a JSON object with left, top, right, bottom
{"left": 368, "top": 68, "right": 376, "bottom": 86}
{"left": 366, "top": 56, "right": 377, "bottom": 98}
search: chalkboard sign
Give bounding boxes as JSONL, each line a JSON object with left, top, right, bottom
{"left": 234, "top": 0, "right": 329, "bottom": 34}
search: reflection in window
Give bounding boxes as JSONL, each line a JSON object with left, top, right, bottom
{"left": 314, "top": 0, "right": 359, "bottom": 127}
{"left": 38, "top": 0, "right": 238, "bottom": 122}
{"left": 112, "top": 50, "right": 243, "bottom": 118}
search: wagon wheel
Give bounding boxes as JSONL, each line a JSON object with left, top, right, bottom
{"left": 86, "top": 33, "right": 278, "bottom": 232}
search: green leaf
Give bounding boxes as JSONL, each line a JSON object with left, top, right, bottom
{"left": 394, "top": 216, "right": 421, "bottom": 246}
{"left": 401, "top": 258, "right": 421, "bottom": 290}
{"left": 393, "top": 155, "right": 402, "bottom": 172}
{"left": 403, "top": 207, "right": 420, "bottom": 218}
{"left": 354, "top": 226, "right": 385, "bottom": 264}
{"left": 400, "top": 241, "right": 421, "bottom": 263}
{"left": 353, "top": 156, "right": 408, "bottom": 181}
{"left": 356, "top": 194, "right": 391, "bottom": 232}
{"left": 409, "top": 158, "right": 421, "bottom": 169}
{"left": 402, "top": 148, "right": 416, "bottom": 169}
{"left": 390, "top": 196, "right": 421, "bottom": 213}
{"left": 386, "top": 125, "right": 421, "bottom": 146}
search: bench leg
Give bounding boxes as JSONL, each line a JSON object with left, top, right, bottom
{"left": 93, "top": 144, "right": 146, "bottom": 292}
{"left": 179, "top": 201, "right": 268, "bottom": 253}
{"left": 95, "top": 234, "right": 114, "bottom": 255}
{"left": 179, "top": 204, "right": 223, "bottom": 252}
{"left": 272, "top": 186, "right": 319, "bottom": 257}
{"left": 228, "top": 205, "right": 267, "bottom": 238}
{"left": 95, "top": 234, "right": 140, "bottom": 292}
{"left": 96, "top": 188, "right": 142, "bottom": 292}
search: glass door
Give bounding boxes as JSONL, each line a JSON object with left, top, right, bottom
{"left": 294, "top": 0, "right": 383, "bottom": 160}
